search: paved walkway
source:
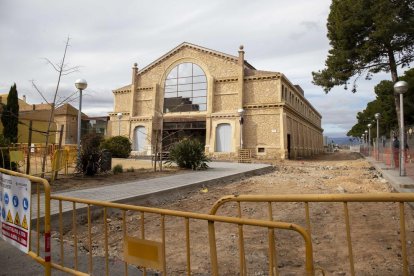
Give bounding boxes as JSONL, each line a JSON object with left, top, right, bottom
{"left": 32, "top": 161, "right": 273, "bottom": 219}
{"left": 366, "top": 156, "right": 414, "bottom": 193}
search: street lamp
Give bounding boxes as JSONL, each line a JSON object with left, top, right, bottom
{"left": 75, "top": 78, "right": 87, "bottom": 162}
{"left": 375, "top": 113, "right": 381, "bottom": 160}
{"left": 394, "top": 80, "right": 409, "bottom": 176}
{"left": 237, "top": 108, "right": 245, "bottom": 149}
{"left": 117, "top": 112, "right": 123, "bottom": 136}
{"left": 367, "top": 123, "right": 372, "bottom": 156}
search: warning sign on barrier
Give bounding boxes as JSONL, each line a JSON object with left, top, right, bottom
{"left": 0, "top": 173, "right": 31, "bottom": 253}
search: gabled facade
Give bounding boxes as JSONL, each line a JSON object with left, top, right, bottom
{"left": 110, "top": 42, "right": 323, "bottom": 159}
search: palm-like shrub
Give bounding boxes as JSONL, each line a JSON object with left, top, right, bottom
{"left": 100, "top": 136, "right": 132, "bottom": 158}
{"left": 166, "top": 139, "right": 210, "bottom": 170}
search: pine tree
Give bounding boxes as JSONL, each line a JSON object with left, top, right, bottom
{"left": 313, "top": 0, "right": 414, "bottom": 128}
{"left": 1, "top": 84, "right": 19, "bottom": 143}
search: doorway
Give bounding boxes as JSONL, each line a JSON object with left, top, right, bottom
{"left": 287, "top": 134, "right": 291, "bottom": 159}
{"left": 162, "top": 121, "right": 206, "bottom": 150}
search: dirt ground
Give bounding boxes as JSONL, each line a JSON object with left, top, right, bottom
{"left": 60, "top": 152, "right": 414, "bottom": 275}
{"left": 50, "top": 159, "right": 182, "bottom": 193}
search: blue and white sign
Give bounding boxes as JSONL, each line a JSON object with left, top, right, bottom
{"left": 12, "top": 195, "right": 18, "bottom": 208}
{"left": 23, "top": 198, "right": 29, "bottom": 211}
{"left": 0, "top": 173, "right": 31, "bottom": 253}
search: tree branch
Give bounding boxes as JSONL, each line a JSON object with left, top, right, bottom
{"left": 30, "top": 80, "right": 50, "bottom": 105}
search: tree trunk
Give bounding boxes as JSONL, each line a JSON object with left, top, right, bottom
{"left": 153, "top": 130, "right": 158, "bottom": 172}
{"left": 387, "top": 47, "right": 400, "bottom": 130}
{"left": 40, "top": 38, "right": 70, "bottom": 178}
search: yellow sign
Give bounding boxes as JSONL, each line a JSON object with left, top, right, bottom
{"left": 14, "top": 212, "right": 20, "bottom": 227}
{"left": 123, "top": 236, "right": 164, "bottom": 270}
{"left": 21, "top": 215, "right": 28, "bottom": 230}
{"left": 6, "top": 210, "right": 13, "bottom": 223}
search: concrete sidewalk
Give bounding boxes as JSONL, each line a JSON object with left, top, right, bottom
{"left": 32, "top": 161, "right": 273, "bottom": 219}
{"left": 365, "top": 156, "right": 414, "bottom": 193}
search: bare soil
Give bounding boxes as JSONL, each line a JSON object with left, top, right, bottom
{"left": 50, "top": 167, "right": 183, "bottom": 193}
{"left": 60, "top": 152, "right": 414, "bottom": 275}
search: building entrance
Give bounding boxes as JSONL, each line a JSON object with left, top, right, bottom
{"left": 162, "top": 121, "right": 206, "bottom": 150}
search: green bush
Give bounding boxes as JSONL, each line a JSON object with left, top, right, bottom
{"left": 76, "top": 133, "right": 104, "bottom": 176}
{"left": 166, "top": 139, "right": 210, "bottom": 170}
{"left": 113, "top": 164, "right": 123, "bottom": 174}
{"left": 0, "top": 134, "right": 12, "bottom": 170}
{"left": 101, "top": 136, "right": 132, "bottom": 158}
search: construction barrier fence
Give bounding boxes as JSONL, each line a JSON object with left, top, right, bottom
{"left": 210, "top": 194, "right": 414, "bottom": 276}
{"left": 0, "top": 167, "right": 314, "bottom": 276}
{"left": 47, "top": 195, "right": 314, "bottom": 276}
{"left": 0, "top": 144, "right": 77, "bottom": 179}
{"left": 0, "top": 168, "right": 51, "bottom": 275}
{"left": 360, "top": 130, "right": 414, "bottom": 177}
{"left": 3, "top": 167, "right": 414, "bottom": 275}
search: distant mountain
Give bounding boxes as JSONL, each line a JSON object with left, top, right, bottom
{"left": 328, "top": 137, "right": 358, "bottom": 145}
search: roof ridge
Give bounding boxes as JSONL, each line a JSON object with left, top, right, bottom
{"left": 139, "top": 42, "right": 254, "bottom": 74}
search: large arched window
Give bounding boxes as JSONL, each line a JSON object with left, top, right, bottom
{"left": 164, "top": 62, "right": 207, "bottom": 113}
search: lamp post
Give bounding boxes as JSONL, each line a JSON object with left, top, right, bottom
{"left": 75, "top": 78, "right": 87, "bottom": 162}
{"left": 364, "top": 130, "right": 368, "bottom": 155}
{"left": 394, "top": 80, "right": 409, "bottom": 176}
{"left": 237, "top": 108, "right": 245, "bottom": 149}
{"left": 375, "top": 113, "right": 381, "bottom": 161}
{"left": 367, "top": 123, "right": 372, "bottom": 156}
{"left": 117, "top": 112, "right": 123, "bottom": 136}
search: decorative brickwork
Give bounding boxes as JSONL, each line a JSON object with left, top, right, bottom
{"left": 110, "top": 42, "right": 324, "bottom": 160}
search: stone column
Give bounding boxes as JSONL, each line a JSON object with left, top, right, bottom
{"left": 238, "top": 45, "right": 245, "bottom": 109}
{"left": 280, "top": 112, "right": 287, "bottom": 159}
{"left": 130, "top": 63, "right": 138, "bottom": 117}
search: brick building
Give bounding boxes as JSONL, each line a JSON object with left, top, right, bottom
{"left": 110, "top": 42, "right": 323, "bottom": 159}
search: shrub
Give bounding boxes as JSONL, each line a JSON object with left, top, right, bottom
{"left": 0, "top": 134, "right": 12, "bottom": 170}
{"left": 101, "top": 136, "right": 132, "bottom": 158}
{"left": 126, "top": 167, "right": 135, "bottom": 172}
{"left": 166, "top": 139, "right": 210, "bottom": 170}
{"left": 113, "top": 164, "right": 123, "bottom": 174}
{"left": 76, "top": 133, "right": 104, "bottom": 176}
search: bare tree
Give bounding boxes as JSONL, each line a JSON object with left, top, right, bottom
{"left": 142, "top": 101, "right": 194, "bottom": 172}
{"left": 31, "top": 37, "right": 79, "bottom": 177}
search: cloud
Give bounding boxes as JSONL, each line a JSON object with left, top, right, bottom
{"left": 0, "top": 0, "right": 411, "bottom": 138}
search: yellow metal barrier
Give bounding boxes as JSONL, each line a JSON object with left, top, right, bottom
{"left": 210, "top": 193, "right": 414, "bottom": 276}
{"left": 0, "top": 168, "right": 51, "bottom": 276}
{"left": 49, "top": 195, "right": 315, "bottom": 275}
{"left": 0, "top": 145, "right": 56, "bottom": 176}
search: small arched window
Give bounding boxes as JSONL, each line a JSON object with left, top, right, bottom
{"left": 164, "top": 63, "right": 207, "bottom": 113}
{"left": 134, "top": 126, "right": 147, "bottom": 152}
{"left": 215, "top": 123, "right": 232, "bottom": 152}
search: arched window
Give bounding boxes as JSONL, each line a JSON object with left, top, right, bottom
{"left": 164, "top": 63, "right": 207, "bottom": 113}
{"left": 215, "top": 123, "right": 232, "bottom": 152}
{"left": 134, "top": 126, "right": 147, "bottom": 152}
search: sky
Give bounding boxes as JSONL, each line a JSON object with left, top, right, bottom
{"left": 0, "top": 0, "right": 408, "bottom": 137}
